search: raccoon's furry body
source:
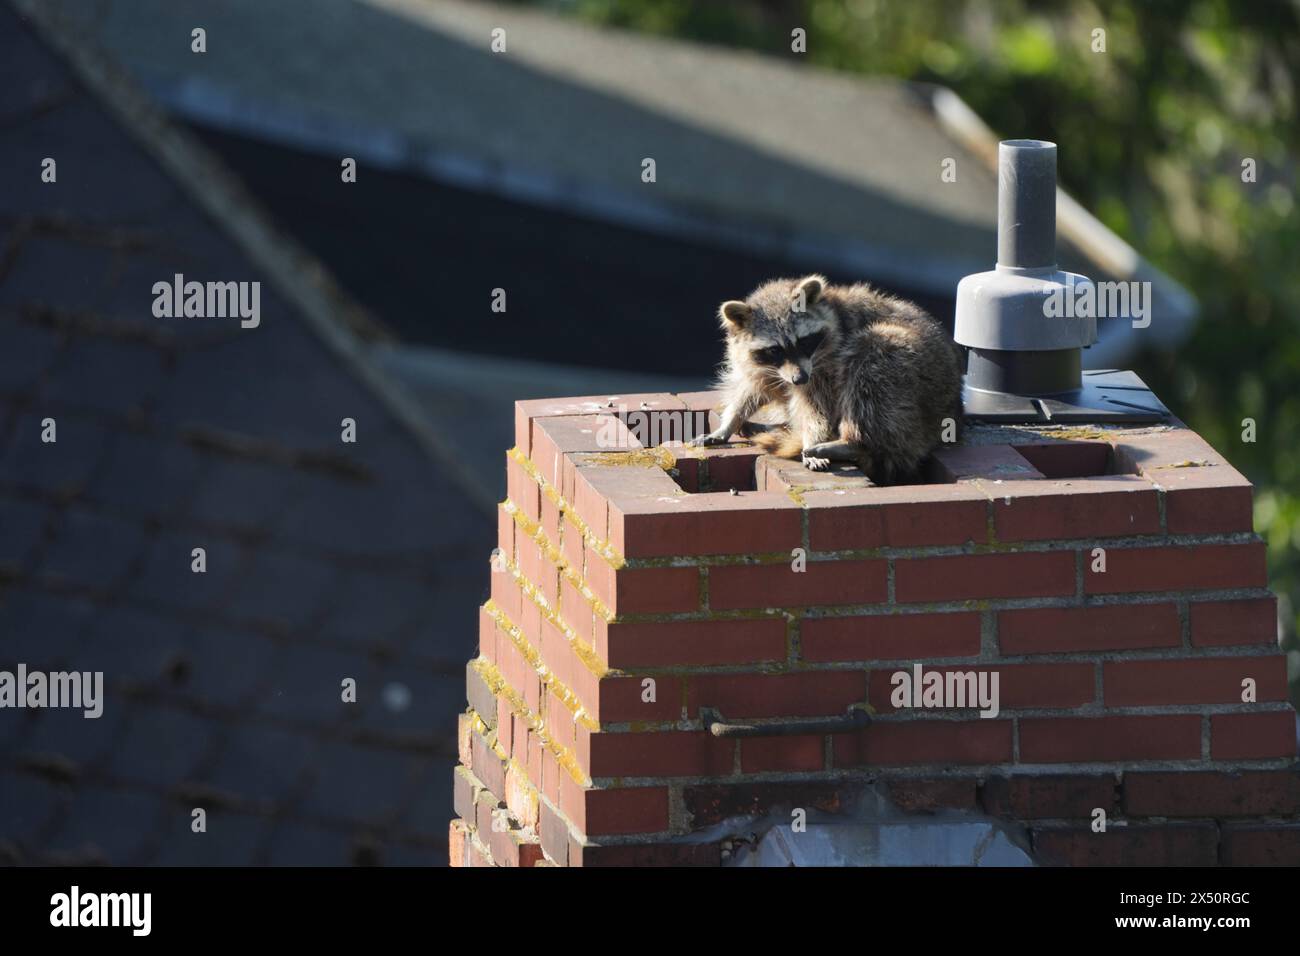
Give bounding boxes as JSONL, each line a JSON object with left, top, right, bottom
{"left": 691, "top": 275, "right": 964, "bottom": 485}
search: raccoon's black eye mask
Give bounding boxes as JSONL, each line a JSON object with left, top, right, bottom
{"left": 796, "top": 332, "right": 826, "bottom": 355}
{"left": 752, "top": 345, "right": 785, "bottom": 365}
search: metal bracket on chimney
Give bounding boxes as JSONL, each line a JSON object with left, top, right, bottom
{"left": 702, "top": 706, "right": 870, "bottom": 739}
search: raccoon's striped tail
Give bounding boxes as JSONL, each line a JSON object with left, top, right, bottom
{"left": 753, "top": 427, "right": 804, "bottom": 460}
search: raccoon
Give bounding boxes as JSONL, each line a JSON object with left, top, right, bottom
{"left": 689, "top": 274, "right": 964, "bottom": 485}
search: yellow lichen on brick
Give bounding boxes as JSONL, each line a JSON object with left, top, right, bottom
{"left": 484, "top": 597, "right": 604, "bottom": 729}
{"left": 583, "top": 447, "right": 678, "bottom": 471}
{"left": 506, "top": 504, "right": 617, "bottom": 624}
{"left": 469, "top": 652, "right": 592, "bottom": 788}
{"left": 507, "top": 446, "right": 628, "bottom": 570}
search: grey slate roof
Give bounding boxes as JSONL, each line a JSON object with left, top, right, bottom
{"left": 0, "top": 2, "right": 492, "bottom": 865}
{"left": 39, "top": 0, "right": 1196, "bottom": 364}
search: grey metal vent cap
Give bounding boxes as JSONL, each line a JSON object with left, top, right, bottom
{"left": 953, "top": 140, "right": 1098, "bottom": 353}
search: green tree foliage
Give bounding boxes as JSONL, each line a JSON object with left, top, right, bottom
{"left": 519, "top": 0, "right": 1300, "bottom": 694}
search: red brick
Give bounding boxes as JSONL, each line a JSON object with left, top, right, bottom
{"left": 507, "top": 453, "right": 540, "bottom": 523}
{"left": 512, "top": 395, "right": 629, "bottom": 455}
{"left": 1153, "top": 465, "right": 1254, "bottom": 534}
{"left": 560, "top": 778, "right": 670, "bottom": 836}
{"left": 1190, "top": 596, "right": 1278, "bottom": 647}
{"left": 471, "top": 726, "right": 507, "bottom": 799}
{"left": 741, "top": 735, "right": 825, "bottom": 773}
{"left": 1211, "top": 711, "right": 1297, "bottom": 760}
{"left": 683, "top": 780, "right": 866, "bottom": 826}
{"left": 992, "top": 476, "right": 1159, "bottom": 542}
{"left": 458, "top": 712, "right": 473, "bottom": 769}
{"left": 702, "top": 447, "right": 762, "bottom": 492}
{"left": 1084, "top": 543, "right": 1266, "bottom": 594}
{"left": 672, "top": 456, "right": 701, "bottom": 492}
{"left": 448, "top": 819, "right": 470, "bottom": 867}
{"left": 983, "top": 774, "right": 1117, "bottom": 819}
{"left": 489, "top": 567, "right": 522, "bottom": 632}
{"left": 496, "top": 697, "right": 513, "bottom": 754}
{"left": 511, "top": 714, "right": 529, "bottom": 761}
{"left": 675, "top": 390, "right": 724, "bottom": 421}
{"left": 1104, "top": 656, "right": 1288, "bottom": 707}
{"left": 540, "top": 747, "right": 561, "bottom": 805}
{"left": 533, "top": 415, "right": 640, "bottom": 499}
{"left": 561, "top": 516, "right": 586, "bottom": 574}
{"left": 473, "top": 785, "right": 499, "bottom": 840}
{"left": 494, "top": 625, "right": 541, "bottom": 714}
{"left": 998, "top": 603, "right": 1179, "bottom": 655}
{"left": 516, "top": 532, "right": 551, "bottom": 603}
{"left": 453, "top": 765, "right": 479, "bottom": 824}
{"left": 505, "top": 763, "right": 538, "bottom": 830}
{"left": 620, "top": 403, "right": 703, "bottom": 448}
{"left": 833, "top": 720, "right": 1012, "bottom": 767}
{"left": 559, "top": 575, "right": 594, "bottom": 645}
{"left": 710, "top": 559, "right": 887, "bottom": 610}
{"left": 477, "top": 605, "right": 499, "bottom": 664}
{"left": 804, "top": 484, "right": 989, "bottom": 550}
{"left": 516, "top": 395, "right": 664, "bottom": 457}
{"left": 525, "top": 731, "right": 544, "bottom": 800}
{"left": 538, "top": 797, "right": 569, "bottom": 865}
{"left": 539, "top": 550, "right": 564, "bottom": 611}
{"left": 540, "top": 491, "right": 562, "bottom": 542}
{"left": 611, "top": 492, "right": 802, "bottom": 559}
{"left": 467, "top": 836, "right": 496, "bottom": 867}
{"left": 868, "top": 662, "right": 1094, "bottom": 712}
{"left": 1112, "top": 427, "right": 1229, "bottom": 473}
{"left": 894, "top": 551, "right": 1075, "bottom": 603}
{"left": 1124, "top": 769, "right": 1300, "bottom": 817}
{"left": 490, "top": 618, "right": 524, "bottom": 699}
{"left": 597, "top": 674, "right": 683, "bottom": 723}
{"left": 535, "top": 619, "right": 599, "bottom": 718}
{"left": 573, "top": 464, "right": 671, "bottom": 541}
{"left": 802, "top": 611, "right": 980, "bottom": 663}
{"left": 1221, "top": 823, "right": 1300, "bottom": 865}
{"left": 1013, "top": 441, "right": 1111, "bottom": 478}
{"left": 1033, "top": 824, "right": 1217, "bottom": 866}
{"left": 496, "top": 504, "right": 515, "bottom": 566}
{"left": 499, "top": 829, "right": 545, "bottom": 868}
{"left": 568, "top": 839, "right": 720, "bottom": 867}
{"left": 887, "top": 777, "right": 979, "bottom": 812}
{"left": 467, "top": 663, "right": 498, "bottom": 729}
{"left": 602, "top": 564, "right": 700, "bottom": 615}
{"left": 582, "top": 729, "right": 734, "bottom": 777}
{"left": 688, "top": 670, "right": 866, "bottom": 719}
{"left": 1019, "top": 715, "right": 1201, "bottom": 763}
{"left": 932, "top": 444, "right": 1044, "bottom": 481}
{"left": 597, "top": 616, "right": 787, "bottom": 668}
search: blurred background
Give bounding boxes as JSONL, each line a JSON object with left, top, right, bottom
{"left": 1, "top": 0, "right": 1296, "bottom": 865}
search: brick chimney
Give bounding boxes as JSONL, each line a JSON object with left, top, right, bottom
{"left": 450, "top": 392, "right": 1299, "bottom": 866}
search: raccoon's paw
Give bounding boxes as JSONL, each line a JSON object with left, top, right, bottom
{"left": 687, "top": 431, "right": 727, "bottom": 448}
{"left": 802, "top": 454, "right": 831, "bottom": 472}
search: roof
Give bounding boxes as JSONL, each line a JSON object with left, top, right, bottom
{"left": 39, "top": 0, "right": 1196, "bottom": 365}
{"left": 0, "top": 1, "right": 492, "bottom": 865}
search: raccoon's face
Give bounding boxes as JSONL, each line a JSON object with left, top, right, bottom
{"left": 718, "top": 275, "right": 835, "bottom": 388}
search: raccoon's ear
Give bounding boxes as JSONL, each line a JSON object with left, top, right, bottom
{"left": 719, "top": 300, "right": 752, "bottom": 329}
{"left": 794, "top": 275, "right": 826, "bottom": 308}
